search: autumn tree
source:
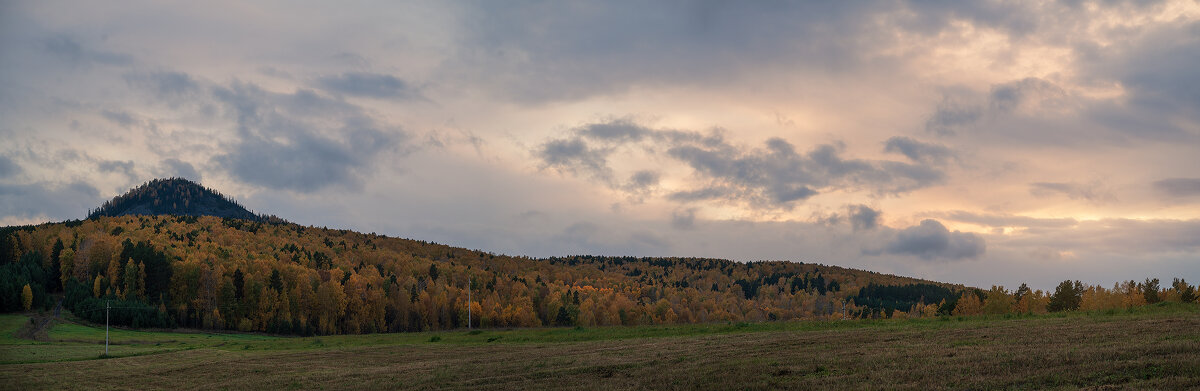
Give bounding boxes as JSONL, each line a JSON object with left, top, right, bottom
{"left": 58, "top": 248, "right": 76, "bottom": 289}
{"left": 981, "top": 286, "right": 1013, "bottom": 315}
{"left": 952, "top": 291, "right": 983, "bottom": 316}
{"left": 1173, "top": 278, "right": 1196, "bottom": 303}
{"left": 21, "top": 284, "right": 33, "bottom": 311}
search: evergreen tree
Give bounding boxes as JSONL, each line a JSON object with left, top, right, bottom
{"left": 1048, "top": 280, "right": 1083, "bottom": 312}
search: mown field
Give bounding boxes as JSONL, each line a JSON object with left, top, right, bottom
{"left": 1, "top": 303, "right": 1199, "bottom": 390}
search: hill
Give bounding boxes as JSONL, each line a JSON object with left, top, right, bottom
{"left": 86, "top": 178, "right": 279, "bottom": 222}
{"left": 0, "top": 212, "right": 964, "bottom": 335}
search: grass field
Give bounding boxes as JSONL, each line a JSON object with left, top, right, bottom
{"left": 2, "top": 303, "right": 1199, "bottom": 390}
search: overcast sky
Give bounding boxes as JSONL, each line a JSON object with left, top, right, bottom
{"left": 2, "top": 1, "right": 1199, "bottom": 290}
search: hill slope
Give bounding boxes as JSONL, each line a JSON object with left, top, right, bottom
{"left": 87, "top": 178, "right": 264, "bottom": 221}
{"left": 1, "top": 214, "right": 964, "bottom": 335}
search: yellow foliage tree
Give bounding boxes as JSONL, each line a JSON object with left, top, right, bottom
{"left": 952, "top": 292, "right": 983, "bottom": 316}
{"left": 93, "top": 276, "right": 104, "bottom": 298}
{"left": 981, "top": 286, "right": 1013, "bottom": 315}
{"left": 21, "top": 284, "right": 33, "bottom": 311}
{"left": 58, "top": 248, "right": 75, "bottom": 288}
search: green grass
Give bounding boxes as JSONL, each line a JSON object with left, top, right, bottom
{"left": 0, "top": 315, "right": 29, "bottom": 345}
{"left": 1, "top": 303, "right": 1198, "bottom": 389}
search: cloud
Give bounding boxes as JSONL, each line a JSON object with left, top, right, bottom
{"left": 883, "top": 219, "right": 985, "bottom": 261}
{"left": 0, "top": 181, "right": 100, "bottom": 221}
{"left": 1081, "top": 19, "right": 1200, "bottom": 134}
{"left": 42, "top": 35, "right": 132, "bottom": 67}
{"left": 671, "top": 208, "right": 697, "bottom": 230}
{"left": 453, "top": 2, "right": 902, "bottom": 104}
{"left": 924, "top": 94, "right": 982, "bottom": 136}
{"left": 210, "top": 81, "right": 408, "bottom": 192}
{"left": 884, "top": 136, "right": 955, "bottom": 165}
{"left": 537, "top": 118, "right": 946, "bottom": 209}
{"left": 924, "top": 78, "right": 1070, "bottom": 137}
{"left": 848, "top": 204, "right": 880, "bottom": 231}
{"left": 667, "top": 138, "right": 943, "bottom": 208}
{"left": 1029, "top": 181, "right": 1115, "bottom": 203}
{"left": 1154, "top": 178, "right": 1200, "bottom": 198}
{"left": 536, "top": 137, "right": 613, "bottom": 181}
{"left": 0, "top": 155, "right": 20, "bottom": 179}
{"left": 97, "top": 159, "right": 135, "bottom": 179}
{"left": 622, "top": 170, "right": 661, "bottom": 202}
{"left": 987, "top": 78, "right": 1067, "bottom": 114}
{"left": 101, "top": 110, "right": 137, "bottom": 127}
{"left": 626, "top": 170, "right": 660, "bottom": 189}
{"left": 160, "top": 158, "right": 201, "bottom": 182}
{"left": 123, "top": 71, "right": 199, "bottom": 100}
{"left": 317, "top": 72, "right": 417, "bottom": 100}
{"left": 577, "top": 118, "right": 652, "bottom": 143}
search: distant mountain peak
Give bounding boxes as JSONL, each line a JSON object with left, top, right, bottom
{"left": 88, "top": 178, "right": 276, "bottom": 221}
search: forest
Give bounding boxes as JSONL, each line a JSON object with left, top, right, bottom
{"left": 1, "top": 215, "right": 1196, "bottom": 336}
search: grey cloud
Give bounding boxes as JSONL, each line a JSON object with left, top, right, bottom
{"left": 1154, "top": 178, "right": 1200, "bottom": 198}
{"left": 924, "top": 95, "right": 982, "bottom": 136}
{"left": 668, "top": 186, "right": 734, "bottom": 202}
{"left": 42, "top": 35, "right": 132, "bottom": 66}
{"left": 884, "top": 219, "right": 985, "bottom": 261}
{"left": 536, "top": 137, "right": 612, "bottom": 181}
{"left": 456, "top": 2, "right": 889, "bottom": 103}
{"left": 218, "top": 123, "right": 401, "bottom": 193}
{"left": 535, "top": 119, "right": 683, "bottom": 185}
{"left": 848, "top": 204, "right": 880, "bottom": 231}
{"left": 210, "top": 81, "right": 407, "bottom": 192}
{"left": 453, "top": 1, "right": 1078, "bottom": 105}
{"left": 539, "top": 119, "right": 945, "bottom": 209}
{"left": 626, "top": 170, "right": 660, "bottom": 189}
{"left": 101, "top": 110, "right": 137, "bottom": 127}
{"left": 671, "top": 208, "right": 697, "bottom": 230}
{"left": 123, "top": 71, "right": 200, "bottom": 101}
{"left": 0, "top": 155, "right": 20, "bottom": 178}
{"left": 0, "top": 181, "right": 100, "bottom": 221}
{"left": 668, "top": 139, "right": 943, "bottom": 208}
{"left": 317, "top": 72, "right": 416, "bottom": 100}
{"left": 161, "top": 158, "right": 201, "bottom": 182}
{"left": 988, "top": 78, "right": 1065, "bottom": 113}
{"left": 97, "top": 159, "right": 135, "bottom": 176}
{"left": 1030, "top": 181, "right": 1115, "bottom": 202}
{"left": 1087, "top": 20, "right": 1200, "bottom": 127}
{"left": 578, "top": 118, "right": 652, "bottom": 143}
{"left": 622, "top": 170, "right": 661, "bottom": 202}
{"left": 895, "top": 1, "right": 1049, "bottom": 38}
{"left": 925, "top": 77, "right": 1068, "bottom": 137}
{"left": 884, "top": 136, "right": 955, "bottom": 165}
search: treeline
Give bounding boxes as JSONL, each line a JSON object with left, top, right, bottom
{"left": 3, "top": 215, "right": 1190, "bottom": 335}
{"left": 858, "top": 278, "right": 1198, "bottom": 320}
{"left": 0, "top": 215, "right": 943, "bottom": 334}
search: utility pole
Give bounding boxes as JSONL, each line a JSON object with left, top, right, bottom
{"left": 105, "top": 300, "right": 110, "bottom": 356}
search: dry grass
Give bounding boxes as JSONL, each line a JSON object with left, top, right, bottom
{"left": 2, "top": 306, "right": 1199, "bottom": 390}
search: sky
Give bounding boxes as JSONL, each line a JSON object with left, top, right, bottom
{"left": 1, "top": 1, "right": 1199, "bottom": 290}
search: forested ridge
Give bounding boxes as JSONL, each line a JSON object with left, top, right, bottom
{"left": 0, "top": 213, "right": 968, "bottom": 335}
{"left": 1, "top": 179, "right": 1195, "bottom": 335}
